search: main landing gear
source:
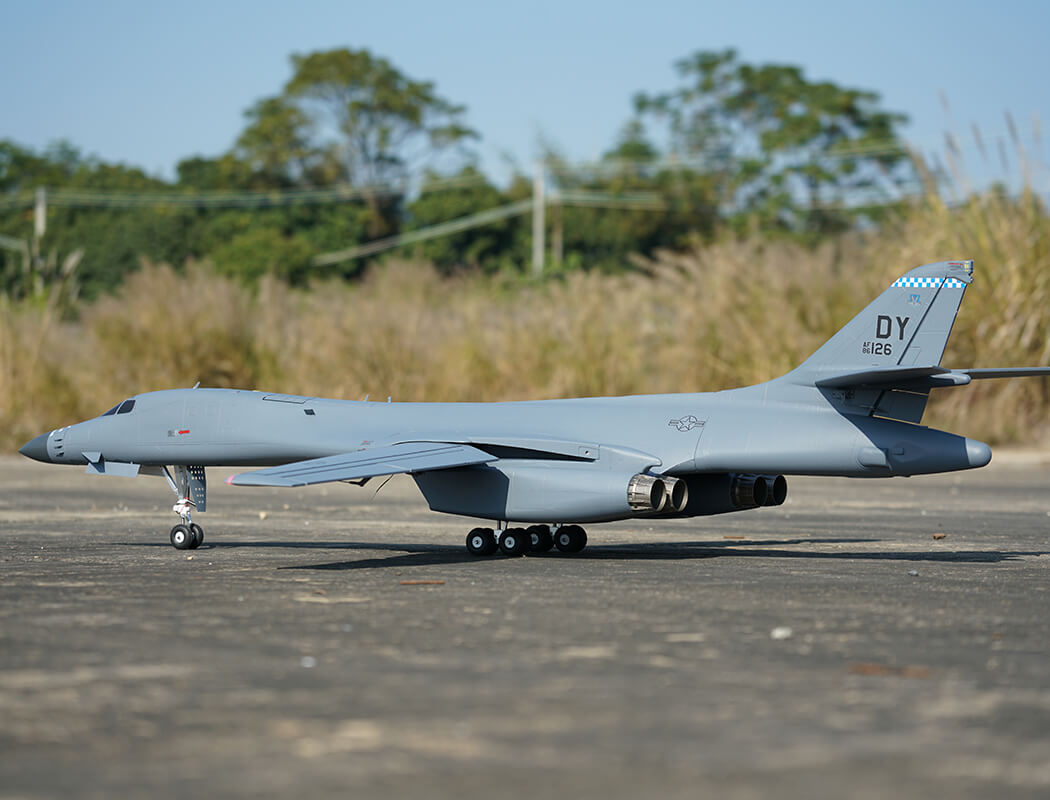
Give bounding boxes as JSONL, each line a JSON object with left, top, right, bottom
{"left": 465, "top": 524, "right": 588, "bottom": 557}
{"left": 163, "top": 465, "right": 207, "bottom": 550}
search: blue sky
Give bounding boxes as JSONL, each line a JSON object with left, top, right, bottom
{"left": 2, "top": 0, "right": 1048, "bottom": 190}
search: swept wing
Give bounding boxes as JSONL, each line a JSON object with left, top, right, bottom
{"left": 228, "top": 442, "right": 496, "bottom": 487}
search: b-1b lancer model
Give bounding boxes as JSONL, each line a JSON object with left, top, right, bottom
{"left": 19, "top": 260, "right": 1050, "bottom": 555}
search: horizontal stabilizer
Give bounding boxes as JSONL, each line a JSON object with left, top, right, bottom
{"left": 961, "top": 367, "right": 1050, "bottom": 380}
{"left": 228, "top": 442, "right": 496, "bottom": 487}
{"left": 817, "top": 365, "right": 1050, "bottom": 391}
{"left": 815, "top": 366, "right": 965, "bottom": 390}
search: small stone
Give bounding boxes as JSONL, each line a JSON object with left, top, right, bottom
{"left": 770, "top": 626, "right": 793, "bottom": 640}
{"left": 258, "top": 511, "right": 268, "bottom": 520}
{"left": 907, "top": 569, "right": 919, "bottom": 576}
{"left": 932, "top": 533, "right": 947, "bottom": 540}
{"left": 300, "top": 656, "right": 317, "bottom": 668}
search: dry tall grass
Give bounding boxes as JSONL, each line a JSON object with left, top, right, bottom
{"left": 2, "top": 190, "right": 1048, "bottom": 451}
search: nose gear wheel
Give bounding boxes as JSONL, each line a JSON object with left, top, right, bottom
{"left": 163, "top": 466, "right": 206, "bottom": 550}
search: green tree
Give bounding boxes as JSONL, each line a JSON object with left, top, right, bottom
{"left": 211, "top": 227, "right": 314, "bottom": 284}
{"left": 0, "top": 140, "right": 200, "bottom": 297}
{"left": 635, "top": 49, "right": 914, "bottom": 235}
{"left": 234, "top": 97, "right": 329, "bottom": 188}
{"left": 176, "top": 153, "right": 255, "bottom": 191}
{"left": 237, "top": 48, "right": 478, "bottom": 237}
{"left": 535, "top": 126, "right": 718, "bottom": 272}
{"left": 1, "top": 139, "right": 80, "bottom": 191}
{"left": 403, "top": 166, "right": 522, "bottom": 272}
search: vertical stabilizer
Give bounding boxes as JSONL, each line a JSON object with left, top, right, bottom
{"left": 791, "top": 260, "right": 973, "bottom": 382}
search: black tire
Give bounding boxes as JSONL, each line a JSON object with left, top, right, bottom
{"left": 189, "top": 523, "right": 204, "bottom": 549}
{"left": 499, "top": 527, "right": 530, "bottom": 556}
{"left": 466, "top": 527, "right": 497, "bottom": 556}
{"left": 554, "top": 525, "right": 587, "bottom": 554}
{"left": 170, "top": 524, "right": 193, "bottom": 550}
{"left": 526, "top": 525, "right": 554, "bottom": 553}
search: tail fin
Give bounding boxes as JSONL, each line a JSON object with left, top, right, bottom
{"left": 794, "top": 260, "right": 973, "bottom": 379}
{"left": 786, "top": 260, "right": 973, "bottom": 424}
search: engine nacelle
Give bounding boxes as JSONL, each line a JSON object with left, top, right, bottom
{"left": 655, "top": 472, "right": 788, "bottom": 518}
{"left": 414, "top": 463, "right": 693, "bottom": 524}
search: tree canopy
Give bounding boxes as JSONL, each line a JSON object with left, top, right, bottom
{"left": 634, "top": 48, "right": 915, "bottom": 234}
{"left": 0, "top": 46, "right": 920, "bottom": 298}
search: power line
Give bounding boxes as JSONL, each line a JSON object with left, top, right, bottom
{"left": 312, "top": 189, "right": 668, "bottom": 267}
{"left": 555, "top": 190, "right": 665, "bottom": 210}
{"left": 0, "top": 171, "right": 491, "bottom": 211}
{"left": 3, "top": 131, "right": 1042, "bottom": 212}
{"left": 314, "top": 199, "right": 533, "bottom": 265}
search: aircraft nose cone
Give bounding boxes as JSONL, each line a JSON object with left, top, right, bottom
{"left": 965, "top": 438, "right": 992, "bottom": 468}
{"left": 18, "top": 432, "right": 52, "bottom": 463}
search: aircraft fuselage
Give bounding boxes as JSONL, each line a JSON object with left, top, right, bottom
{"left": 26, "top": 384, "right": 989, "bottom": 479}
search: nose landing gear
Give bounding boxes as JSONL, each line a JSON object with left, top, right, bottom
{"left": 170, "top": 522, "right": 204, "bottom": 550}
{"left": 163, "top": 466, "right": 206, "bottom": 550}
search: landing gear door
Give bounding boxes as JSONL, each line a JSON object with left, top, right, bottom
{"left": 188, "top": 465, "right": 207, "bottom": 512}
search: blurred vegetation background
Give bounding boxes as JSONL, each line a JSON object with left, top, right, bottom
{"left": 2, "top": 47, "right": 1048, "bottom": 450}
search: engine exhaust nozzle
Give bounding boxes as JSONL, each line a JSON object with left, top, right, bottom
{"left": 661, "top": 475, "right": 689, "bottom": 513}
{"left": 730, "top": 474, "right": 767, "bottom": 508}
{"left": 758, "top": 474, "right": 788, "bottom": 506}
{"left": 628, "top": 473, "right": 667, "bottom": 513}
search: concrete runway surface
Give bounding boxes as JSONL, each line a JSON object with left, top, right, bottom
{"left": 2, "top": 452, "right": 1049, "bottom": 799}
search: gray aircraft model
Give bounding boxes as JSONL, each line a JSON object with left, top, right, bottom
{"left": 19, "top": 260, "right": 1050, "bottom": 556}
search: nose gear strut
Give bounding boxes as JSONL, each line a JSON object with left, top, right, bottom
{"left": 163, "top": 465, "right": 206, "bottom": 549}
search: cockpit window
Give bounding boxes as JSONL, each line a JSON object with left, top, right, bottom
{"left": 101, "top": 399, "right": 135, "bottom": 417}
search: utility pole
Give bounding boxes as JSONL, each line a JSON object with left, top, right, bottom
{"left": 551, "top": 198, "right": 563, "bottom": 268}
{"left": 34, "top": 188, "right": 47, "bottom": 241}
{"left": 531, "top": 161, "right": 544, "bottom": 277}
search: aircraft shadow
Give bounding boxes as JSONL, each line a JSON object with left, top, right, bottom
{"left": 115, "top": 538, "right": 1046, "bottom": 570}
{"left": 119, "top": 536, "right": 869, "bottom": 552}
{"left": 271, "top": 538, "right": 1044, "bottom": 571}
